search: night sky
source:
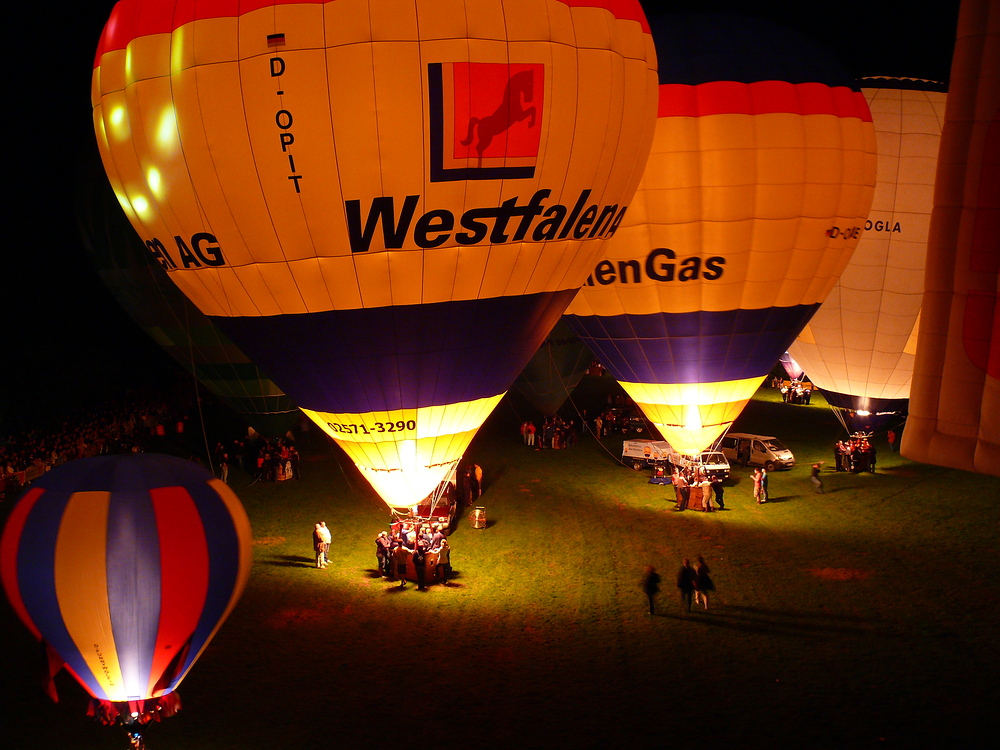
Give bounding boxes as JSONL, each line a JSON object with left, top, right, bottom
{"left": 2, "top": 0, "right": 962, "bottom": 433}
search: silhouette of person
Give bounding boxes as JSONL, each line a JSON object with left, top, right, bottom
{"left": 642, "top": 566, "right": 661, "bottom": 615}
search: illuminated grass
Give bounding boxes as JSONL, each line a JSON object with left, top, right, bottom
{"left": 1, "top": 387, "right": 997, "bottom": 748}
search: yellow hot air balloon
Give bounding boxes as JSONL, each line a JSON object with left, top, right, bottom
{"left": 904, "top": 0, "right": 999, "bottom": 477}
{"left": 92, "top": 0, "right": 658, "bottom": 509}
{"left": 789, "top": 77, "right": 947, "bottom": 434}
{"left": 565, "top": 12, "right": 877, "bottom": 456}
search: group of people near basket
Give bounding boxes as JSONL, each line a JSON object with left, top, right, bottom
{"left": 780, "top": 379, "right": 813, "bottom": 404}
{"left": 520, "top": 416, "right": 579, "bottom": 450}
{"left": 670, "top": 468, "right": 726, "bottom": 511}
{"left": 834, "top": 435, "right": 877, "bottom": 473}
{"left": 375, "top": 520, "right": 453, "bottom": 589}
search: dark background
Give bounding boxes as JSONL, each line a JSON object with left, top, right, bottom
{"left": 2, "top": 0, "right": 962, "bottom": 433}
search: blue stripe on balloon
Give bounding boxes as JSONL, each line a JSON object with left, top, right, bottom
{"left": 650, "top": 13, "right": 859, "bottom": 89}
{"left": 565, "top": 305, "right": 819, "bottom": 384}
{"left": 211, "top": 290, "right": 577, "bottom": 413}
{"left": 16, "top": 489, "right": 106, "bottom": 699}
{"left": 175, "top": 480, "right": 240, "bottom": 689}
{"left": 105, "top": 489, "right": 161, "bottom": 700}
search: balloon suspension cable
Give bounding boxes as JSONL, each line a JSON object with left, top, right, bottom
{"left": 831, "top": 405, "right": 851, "bottom": 436}
{"left": 184, "top": 304, "right": 215, "bottom": 475}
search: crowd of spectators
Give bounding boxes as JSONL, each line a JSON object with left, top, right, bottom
{"left": 0, "top": 391, "right": 197, "bottom": 500}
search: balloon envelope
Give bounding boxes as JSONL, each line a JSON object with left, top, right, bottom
{"left": 76, "top": 150, "right": 301, "bottom": 437}
{"left": 790, "top": 77, "right": 947, "bottom": 432}
{"left": 511, "top": 318, "right": 593, "bottom": 416}
{"left": 565, "top": 13, "right": 877, "bottom": 455}
{"left": 0, "top": 455, "right": 252, "bottom": 714}
{"left": 904, "top": 0, "right": 999, "bottom": 476}
{"left": 92, "top": 0, "right": 658, "bottom": 508}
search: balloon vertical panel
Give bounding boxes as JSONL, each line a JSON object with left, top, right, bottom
{"left": 93, "top": 0, "right": 658, "bottom": 508}
{"left": 790, "top": 78, "right": 946, "bottom": 421}
{"left": 904, "top": 0, "right": 999, "bottom": 477}
{"left": 565, "top": 13, "right": 876, "bottom": 455}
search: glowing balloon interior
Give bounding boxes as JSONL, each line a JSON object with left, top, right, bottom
{"left": 0, "top": 455, "right": 252, "bottom": 722}
{"left": 92, "top": 0, "right": 658, "bottom": 508}
{"left": 790, "top": 77, "right": 946, "bottom": 432}
{"left": 566, "top": 13, "right": 877, "bottom": 455}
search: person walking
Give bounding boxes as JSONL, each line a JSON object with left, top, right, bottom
{"left": 676, "top": 558, "right": 696, "bottom": 612}
{"left": 810, "top": 461, "right": 825, "bottom": 493}
{"left": 642, "top": 566, "right": 661, "bottom": 615}
{"left": 694, "top": 556, "right": 714, "bottom": 610}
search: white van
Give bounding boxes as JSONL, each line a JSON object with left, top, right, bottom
{"left": 717, "top": 433, "right": 795, "bottom": 471}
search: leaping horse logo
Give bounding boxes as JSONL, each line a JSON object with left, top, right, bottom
{"left": 460, "top": 70, "right": 537, "bottom": 165}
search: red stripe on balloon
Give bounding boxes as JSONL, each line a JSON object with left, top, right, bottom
{"left": 146, "top": 486, "right": 210, "bottom": 697}
{"left": 95, "top": 0, "right": 650, "bottom": 65}
{"left": 657, "top": 81, "right": 873, "bottom": 121}
{"left": 0, "top": 487, "right": 45, "bottom": 641}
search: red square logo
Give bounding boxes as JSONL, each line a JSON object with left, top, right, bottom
{"left": 428, "top": 62, "right": 543, "bottom": 182}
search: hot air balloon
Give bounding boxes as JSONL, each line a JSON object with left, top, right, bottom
{"left": 565, "top": 13, "right": 877, "bottom": 456}
{"left": 510, "top": 318, "right": 593, "bottom": 416}
{"left": 789, "top": 77, "right": 947, "bottom": 434}
{"left": 76, "top": 150, "right": 301, "bottom": 438}
{"left": 904, "top": 0, "right": 999, "bottom": 477}
{"left": 0, "top": 454, "right": 252, "bottom": 729}
{"left": 92, "top": 0, "right": 658, "bottom": 511}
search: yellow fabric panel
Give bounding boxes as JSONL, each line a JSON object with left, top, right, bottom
{"left": 54, "top": 492, "right": 124, "bottom": 700}
{"left": 188, "top": 63, "right": 282, "bottom": 262}
{"left": 125, "top": 32, "right": 170, "bottom": 85}
{"left": 303, "top": 394, "right": 503, "bottom": 507}
{"left": 655, "top": 423, "right": 736, "bottom": 457}
{"left": 191, "top": 17, "right": 239, "bottom": 67}
{"left": 288, "top": 258, "right": 337, "bottom": 311}
{"left": 369, "top": 0, "right": 420, "bottom": 41}
{"left": 372, "top": 43, "right": 427, "bottom": 201}
{"left": 903, "top": 312, "right": 920, "bottom": 356}
{"left": 386, "top": 250, "right": 427, "bottom": 306}
{"left": 621, "top": 376, "right": 765, "bottom": 406}
{"left": 244, "top": 3, "right": 327, "bottom": 51}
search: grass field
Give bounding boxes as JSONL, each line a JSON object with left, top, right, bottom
{"left": 2, "top": 381, "right": 998, "bottom": 749}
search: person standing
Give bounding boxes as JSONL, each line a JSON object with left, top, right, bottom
{"left": 676, "top": 558, "right": 696, "bottom": 612}
{"left": 887, "top": 428, "right": 897, "bottom": 452}
{"left": 674, "top": 470, "right": 690, "bottom": 511}
{"left": 473, "top": 464, "right": 483, "bottom": 498}
{"left": 375, "top": 531, "right": 392, "bottom": 577}
{"left": 434, "top": 538, "right": 452, "bottom": 584}
{"left": 710, "top": 474, "right": 725, "bottom": 509}
{"left": 752, "top": 468, "right": 763, "bottom": 504}
{"left": 642, "top": 566, "right": 661, "bottom": 615}
{"left": 811, "top": 461, "right": 825, "bottom": 493}
{"left": 760, "top": 468, "right": 769, "bottom": 503}
{"left": 694, "top": 556, "right": 714, "bottom": 610}
{"left": 312, "top": 523, "right": 328, "bottom": 569}
{"left": 220, "top": 453, "right": 229, "bottom": 484}
{"left": 317, "top": 521, "right": 332, "bottom": 567}
{"left": 869, "top": 443, "right": 877, "bottom": 473}
{"left": 413, "top": 538, "right": 428, "bottom": 590}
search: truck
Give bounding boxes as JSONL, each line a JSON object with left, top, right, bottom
{"left": 622, "top": 440, "right": 730, "bottom": 479}
{"left": 621, "top": 439, "right": 672, "bottom": 470}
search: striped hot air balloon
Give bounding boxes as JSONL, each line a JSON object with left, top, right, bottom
{"left": 565, "top": 12, "right": 877, "bottom": 456}
{"left": 790, "top": 77, "right": 947, "bottom": 434}
{"left": 0, "top": 454, "right": 252, "bottom": 724}
{"left": 91, "top": 0, "right": 658, "bottom": 510}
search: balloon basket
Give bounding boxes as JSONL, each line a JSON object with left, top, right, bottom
{"left": 88, "top": 693, "right": 181, "bottom": 726}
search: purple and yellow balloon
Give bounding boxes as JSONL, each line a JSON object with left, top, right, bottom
{"left": 566, "top": 13, "right": 877, "bottom": 455}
